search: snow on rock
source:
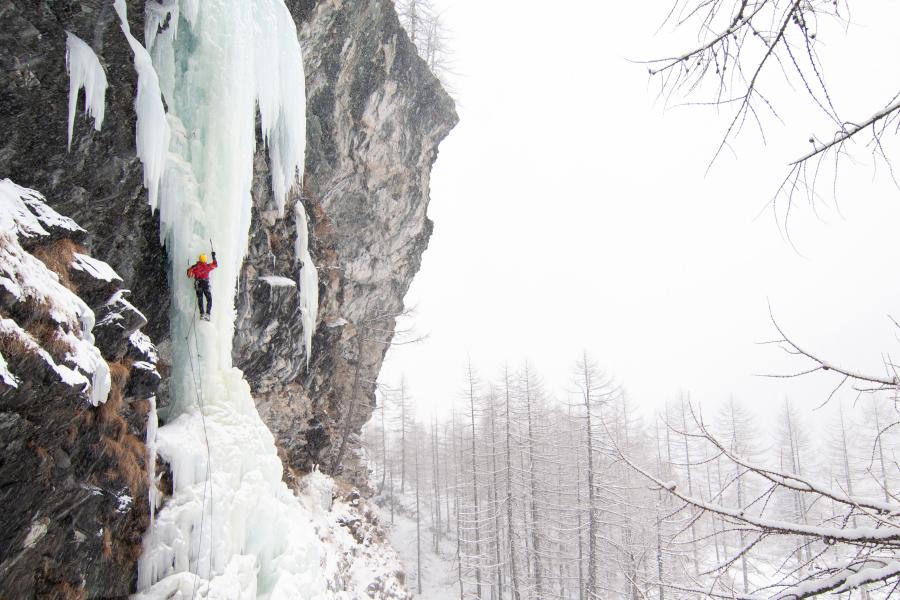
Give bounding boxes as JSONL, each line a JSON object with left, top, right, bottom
{"left": 0, "top": 349, "right": 17, "bottom": 387}
{"left": 0, "top": 179, "right": 83, "bottom": 242}
{"left": 326, "top": 317, "right": 348, "bottom": 328}
{"left": 71, "top": 252, "right": 123, "bottom": 283}
{"left": 22, "top": 518, "right": 50, "bottom": 549}
{"left": 130, "top": 330, "right": 159, "bottom": 364}
{"left": 0, "top": 317, "right": 90, "bottom": 391}
{"left": 65, "top": 31, "right": 107, "bottom": 150}
{"left": 292, "top": 472, "right": 413, "bottom": 600}
{"left": 0, "top": 181, "right": 112, "bottom": 404}
{"left": 260, "top": 275, "right": 297, "bottom": 288}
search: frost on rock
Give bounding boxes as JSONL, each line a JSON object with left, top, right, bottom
{"left": 113, "top": 0, "right": 171, "bottom": 211}
{"left": 65, "top": 32, "right": 107, "bottom": 150}
{"left": 0, "top": 180, "right": 109, "bottom": 405}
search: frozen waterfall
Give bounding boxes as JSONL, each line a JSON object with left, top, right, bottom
{"left": 125, "top": 0, "right": 325, "bottom": 598}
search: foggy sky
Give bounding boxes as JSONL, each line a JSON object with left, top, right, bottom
{"left": 380, "top": 1, "right": 900, "bottom": 424}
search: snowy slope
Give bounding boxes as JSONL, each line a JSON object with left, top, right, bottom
{"left": 375, "top": 494, "right": 459, "bottom": 600}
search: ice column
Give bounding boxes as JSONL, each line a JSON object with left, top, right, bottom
{"left": 133, "top": 1, "right": 325, "bottom": 598}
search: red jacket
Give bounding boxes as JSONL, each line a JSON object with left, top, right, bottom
{"left": 187, "top": 260, "right": 217, "bottom": 280}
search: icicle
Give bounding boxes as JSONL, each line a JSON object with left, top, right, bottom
{"left": 294, "top": 201, "right": 318, "bottom": 363}
{"left": 146, "top": 394, "right": 160, "bottom": 522}
{"left": 113, "top": 0, "right": 170, "bottom": 212}
{"left": 145, "top": 0, "right": 178, "bottom": 52}
{"left": 253, "top": 0, "right": 307, "bottom": 211}
{"left": 65, "top": 32, "right": 107, "bottom": 151}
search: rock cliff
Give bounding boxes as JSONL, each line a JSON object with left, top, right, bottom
{"left": 0, "top": 181, "right": 161, "bottom": 597}
{"left": 238, "top": 0, "right": 457, "bottom": 484}
{"left": 0, "top": 0, "right": 455, "bottom": 593}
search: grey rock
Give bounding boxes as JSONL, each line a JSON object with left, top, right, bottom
{"left": 0, "top": 194, "right": 160, "bottom": 597}
{"left": 237, "top": 0, "right": 457, "bottom": 484}
{"left": 0, "top": 0, "right": 454, "bottom": 593}
{"left": 93, "top": 291, "right": 149, "bottom": 362}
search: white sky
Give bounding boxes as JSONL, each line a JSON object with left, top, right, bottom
{"left": 380, "top": 1, "right": 900, "bottom": 423}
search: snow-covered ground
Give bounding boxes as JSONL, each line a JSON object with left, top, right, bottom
{"left": 374, "top": 493, "right": 459, "bottom": 600}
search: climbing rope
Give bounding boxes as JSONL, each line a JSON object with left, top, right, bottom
{"left": 184, "top": 304, "right": 215, "bottom": 600}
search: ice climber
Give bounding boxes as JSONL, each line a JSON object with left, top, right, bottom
{"left": 186, "top": 252, "right": 217, "bottom": 320}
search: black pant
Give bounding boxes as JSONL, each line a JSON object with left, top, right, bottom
{"left": 195, "top": 279, "right": 212, "bottom": 315}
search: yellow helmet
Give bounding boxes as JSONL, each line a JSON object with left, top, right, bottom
{"left": 199, "top": 254, "right": 208, "bottom": 263}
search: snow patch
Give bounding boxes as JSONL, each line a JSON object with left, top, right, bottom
{"left": 260, "top": 275, "right": 296, "bottom": 288}
{"left": 0, "top": 181, "right": 110, "bottom": 404}
{"left": 0, "top": 179, "right": 82, "bottom": 241}
{"left": 22, "top": 518, "right": 49, "bottom": 549}
{"left": 117, "top": 493, "right": 133, "bottom": 513}
{"left": 65, "top": 32, "right": 107, "bottom": 150}
{"left": 299, "top": 468, "right": 336, "bottom": 513}
{"left": 71, "top": 252, "right": 122, "bottom": 283}
{"left": 0, "top": 351, "right": 18, "bottom": 388}
{"left": 129, "top": 330, "right": 159, "bottom": 363}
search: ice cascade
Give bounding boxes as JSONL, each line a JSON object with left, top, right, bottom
{"left": 65, "top": 32, "right": 107, "bottom": 151}
{"left": 132, "top": 1, "right": 326, "bottom": 598}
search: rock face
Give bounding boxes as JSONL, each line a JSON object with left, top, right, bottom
{"left": 0, "top": 0, "right": 170, "bottom": 344}
{"left": 0, "top": 0, "right": 455, "bottom": 593}
{"left": 237, "top": 0, "right": 457, "bottom": 484}
{"left": 0, "top": 182, "right": 161, "bottom": 598}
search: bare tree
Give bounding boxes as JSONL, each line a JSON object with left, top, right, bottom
{"left": 330, "top": 302, "right": 423, "bottom": 477}
{"left": 648, "top": 0, "right": 900, "bottom": 213}
{"left": 619, "top": 399, "right": 900, "bottom": 599}
{"left": 502, "top": 366, "right": 523, "bottom": 600}
{"left": 414, "top": 421, "right": 424, "bottom": 594}
{"left": 394, "top": 0, "right": 454, "bottom": 85}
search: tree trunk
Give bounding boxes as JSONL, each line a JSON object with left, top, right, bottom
{"left": 503, "top": 369, "right": 522, "bottom": 600}
{"left": 466, "top": 362, "right": 483, "bottom": 599}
